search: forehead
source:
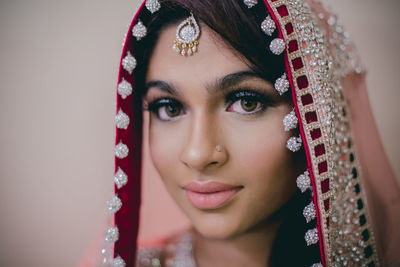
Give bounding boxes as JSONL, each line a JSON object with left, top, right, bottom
{"left": 146, "top": 24, "right": 250, "bottom": 86}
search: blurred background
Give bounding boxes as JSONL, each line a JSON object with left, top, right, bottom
{"left": 0, "top": 0, "right": 399, "bottom": 266}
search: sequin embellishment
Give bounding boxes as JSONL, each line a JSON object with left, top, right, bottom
{"left": 113, "top": 256, "right": 126, "bottom": 267}
{"left": 274, "top": 73, "right": 290, "bottom": 95}
{"left": 115, "top": 141, "right": 129, "bottom": 159}
{"left": 121, "top": 52, "right": 136, "bottom": 74}
{"left": 132, "top": 20, "right": 147, "bottom": 41}
{"left": 296, "top": 171, "right": 311, "bottom": 193}
{"left": 145, "top": 0, "right": 161, "bottom": 14}
{"left": 269, "top": 38, "right": 285, "bottom": 55}
{"left": 107, "top": 195, "right": 122, "bottom": 213}
{"left": 283, "top": 110, "right": 298, "bottom": 131}
{"left": 261, "top": 15, "right": 276, "bottom": 36}
{"left": 305, "top": 228, "right": 319, "bottom": 246}
{"left": 115, "top": 109, "right": 130, "bottom": 130}
{"left": 117, "top": 79, "right": 133, "bottom": 99}
{"left": 286, "top": 136, "right": 302, "bottom": 152}
{"left": 114, "top": 167, "right": 128, "bottom": 189}
{"left": 105, "top": 227, "right": 119, "bottom": 243}
{"left": 303, "top": 202, "right": 316, "bottom": 223}
{"left": 243, "top": 0, "right": 258, "bottom": 8}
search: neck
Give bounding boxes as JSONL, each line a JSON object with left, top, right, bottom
{"left": 193, "top": 219, "right": 280, "bottom": 267}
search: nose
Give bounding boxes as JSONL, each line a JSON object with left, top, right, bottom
{"left": 179, "top": 113, "right": 228, "bottom": 172}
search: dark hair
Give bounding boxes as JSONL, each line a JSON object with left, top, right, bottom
{"left": 132, "top": 0, "right": 320, "bottom": 266}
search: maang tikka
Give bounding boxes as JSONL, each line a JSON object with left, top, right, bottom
{"left": 173, "top": 12, "right": 200, "bottom": 56}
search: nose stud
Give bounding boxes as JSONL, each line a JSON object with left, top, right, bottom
{"left": 215, "top": 145, "right": 222, "bottom": 152}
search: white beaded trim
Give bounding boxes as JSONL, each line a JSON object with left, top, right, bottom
{"left": 296, "top": 170, "right": 311, "bottom": 193}
{"left": 114, "top": 167, "right": 128, "bottom": 189}
{"left": 105, "top": 227, "right": 119, "bottom": 243}
{"left": 113, "top": 256, "right": 126, "bottom": 267}
{"left": 121, "top": 52, "right": 137, "bottom": 74}
{"left": 305, "top": 228, "right": 319, "bottom": 246}
{"left": 274, "top": 73, "right": 290, "bottom": 95}
{"left": 243, "top": 0, "right": 258, "bottom": 8}
{"left": 286, "top": 136, "right": 302, "bottom": 152}
{"left": 145, "top": 0, "right": 161, "bottom": 14}
{"left": 303, "top": 202, "right": 316, "bottom": 223}
{"left": 115, "top": 141, "right": 129, "bottom": 159}
{"left": 117, "top": 78, "right": 133, "bottom": 99}
{"left": 132, "top": 20, "right": 147, "bottom": 41}
{"left": 107, "top": 195, "right": 122, "bottom": 213}
{"left": 269, "top": 38, "right": 285, "bottom": 55}
{"left": 261, "top": 15, "right": 276, "bottom": 36}
{"left": 283, "top": 109, "right": 298, "bottom": 131}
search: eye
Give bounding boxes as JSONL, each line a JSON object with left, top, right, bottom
{"left": 226, "top": 90, "right": 270, "bottom": 115}
{"left": 146, "top": 98, "right": 185, "bottom": 121}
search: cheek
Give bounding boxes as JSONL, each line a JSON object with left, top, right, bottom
{"left": 149, "top": 121, "right": 177, "bottom": 181}
{"left": 229, "top": 109, "right": 297, "bottom": 213}
{"left": 149, "top": 119, "right": 187, "bottom": 190}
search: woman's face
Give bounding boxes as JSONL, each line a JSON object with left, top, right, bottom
{"left": 144, "top": 24, "right": 299, "bottom": 239}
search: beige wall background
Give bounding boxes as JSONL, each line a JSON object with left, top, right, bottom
{"left": 0, "top": 0, "right": 399, "bottom": 266}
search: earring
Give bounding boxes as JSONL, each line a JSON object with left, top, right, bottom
{"left": 215, "top": 145, "right": 222, "bottom": 152}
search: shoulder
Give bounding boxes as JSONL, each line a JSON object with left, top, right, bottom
{"left": 136, "top": 230, "right": 195, "bottom": 267}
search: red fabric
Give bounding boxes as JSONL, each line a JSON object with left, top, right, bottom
{"left": 288, "top": 40, "right": 299, "bottom": 53}
{"left": 310, "top": 128, "right": 322, "bottom": 140}
{"left": 285, "top": 23, "right": 294, "bottom": 35}
{"left": 263, "top": 1, "right": 326, "bottom": 265}
{"left": 292, "top": 57, "right": 304, "bottom": 70}
{"left": 321, "top": 178, "right": 329, "bottom": 193}
{"left": 301, "top": 94, "right": 314, "bottom": 106}
{"left": 297, "top": 75, "right": 309, "bottom": 89}
{"left": 277, "top": 5, "right": 289, "bottom": 17}
{"left": 318, "top": 161, "right": 328, "bottom": 175}
{"left": 305, "top": 111, "right": 318, "bottom": 123}
{"left": 324, "top": 199, "right": 330, "bottom": 211}
{"left": 314, "top": 144, "right": 325, "bottom": 157}
{"left": 114, "top": 1, "right": 146, "bottom": 266}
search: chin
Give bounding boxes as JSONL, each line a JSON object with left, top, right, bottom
{"left": 190, "top": 212, "right": 246, "bottom": 240}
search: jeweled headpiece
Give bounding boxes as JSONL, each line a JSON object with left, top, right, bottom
{"left": 173, "top": 13, "right": 200, "bottom": 56}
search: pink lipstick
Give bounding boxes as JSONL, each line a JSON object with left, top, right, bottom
{"left": 183, "top": 181, "right": 242, "bottom": 210}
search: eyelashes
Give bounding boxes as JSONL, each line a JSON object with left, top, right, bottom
{"left": 144, "top": 88, "right": 276, "bottom": 121}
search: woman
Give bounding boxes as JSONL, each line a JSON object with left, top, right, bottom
{"left": 91, "top": 0, "right": 400, "bottom": 266}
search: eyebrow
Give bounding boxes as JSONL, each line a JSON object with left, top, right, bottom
{"left": 145, "top": 70, "right": 266, "bottom": 96}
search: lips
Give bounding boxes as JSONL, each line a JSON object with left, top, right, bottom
{"left": 183, "top": 181, "right": 242, "bottom": 210}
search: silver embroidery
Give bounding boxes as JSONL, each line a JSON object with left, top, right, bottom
{"left": 114, "top": 167, "right": 128, "bottom": 189}
{"left": 303, "top": 202, "right": 316, "bottom": 223}
{"left": 261, "top": 15, "right": 276, "bottom": 36}
{"left": 117, "top": 79, "right": 133, "bottom": 99}
{"left": 286, "top": 136, "right": 302, "bottom": 152}
{"left": 296, "top": 170, "right": 311, "bottom": 193}
{"left": 105, "top": 227, "right": 119, "bottom": 243}
{"left": 122, "top": 52, "right": 136, "bottom": 74}
{"left": 132, "top": 20, "right": 147, "bottom": 41}
{"left": 283, "top": 110, "right": 298, "bottom": 131}
{"left": 115, "top": 109, "right": 130, "bottom": 130}
{"left": 305, "top": 228, "right": 319, "bottom": 246}
{"left": 243, "top": 0, "right": 257, "bottom": 8}
{"left": 107, "top": 195, "right": 122, "bottom": 213}
{"left": 145, "top": 0, "right": 161, "bottom": 14}
{"left": 115, "top": 141, "right": 129, "bottom": 159}
{"left": 269, "top": 38, "right": 285, "bottom": 55}
{"left": 113, "top": 256, "right": 126, "bottom": 267}
{"left": 274, "top": 73, "right": 290, "bottom": 95}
